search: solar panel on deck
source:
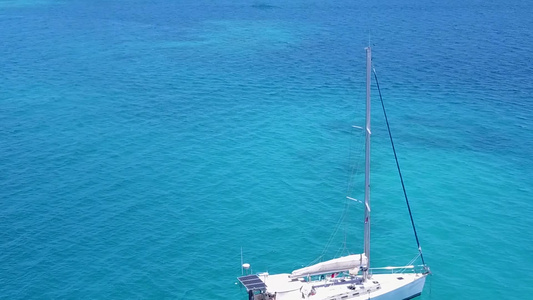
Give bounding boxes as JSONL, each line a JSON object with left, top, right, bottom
{"left": 237, "top": 274, "right": 267, "bottom": 291}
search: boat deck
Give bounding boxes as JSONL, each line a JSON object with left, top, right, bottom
{"left": 249, "top": 271, "right": 427, "bottom": 300}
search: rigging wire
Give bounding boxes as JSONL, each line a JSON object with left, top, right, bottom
{"left": 372, "top": 67, "right": 426, "bottom": 266}
{"left": 310, "top": 111, "right": 366, "bottom": 266}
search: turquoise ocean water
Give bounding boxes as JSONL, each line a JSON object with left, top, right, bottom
{"left": 1, "top": 0, "right": 532, "bottom": 299}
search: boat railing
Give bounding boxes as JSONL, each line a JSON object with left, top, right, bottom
{"left": 369, "top": 264, "right": 428, "bottom": 275}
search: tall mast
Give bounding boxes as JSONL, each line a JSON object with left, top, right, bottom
{"left": 363, "top": 47, "right": 372, "bottom": 280}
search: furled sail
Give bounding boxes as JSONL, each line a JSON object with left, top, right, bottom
{"left": 290, "top": 254, "right": 368, "bottom": 278}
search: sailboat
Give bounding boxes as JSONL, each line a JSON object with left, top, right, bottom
{"left": 237, "top": 47, "right": 430, "bottom": 300}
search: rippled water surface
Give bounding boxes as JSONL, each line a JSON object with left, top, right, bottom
{"left": 1, "top": 0, "right": 532, "bottom": 299}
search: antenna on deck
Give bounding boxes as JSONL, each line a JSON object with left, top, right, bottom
{"left": 241, "top": 247, "right": 251, "bottom": 275}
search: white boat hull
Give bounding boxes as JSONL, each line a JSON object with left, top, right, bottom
{"left": 369, "top": 273, "right": 426, "bottom": 300}
{"left": 252, "top": 272, "right": 427, "bottom": 300}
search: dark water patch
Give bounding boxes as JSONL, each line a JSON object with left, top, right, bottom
{"left": 251, "top": 3, "right": 280, "bottom": 10}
